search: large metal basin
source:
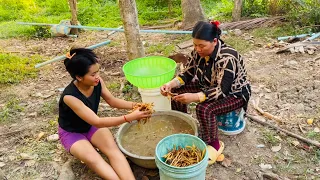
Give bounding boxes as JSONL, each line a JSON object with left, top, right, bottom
{"left": 115, "top": 110, "right": 199, "bottom": 169}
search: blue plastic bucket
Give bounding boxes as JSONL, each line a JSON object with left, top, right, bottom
{"left": 217, "top": 108, "right": 246, "bottom": 135}
{"left": 155, "top": 134, "right": 208, "bottom": 180}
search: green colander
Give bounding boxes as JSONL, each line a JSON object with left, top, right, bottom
{"left": 123, "top": 56, "right": 176, "bottom": 89}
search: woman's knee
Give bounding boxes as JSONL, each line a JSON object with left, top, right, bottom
{"left": 196, "top": 103, "right": 214, "bottom": 115}
{"left": 81, "top": 151, "right": 103, "bottom": 165}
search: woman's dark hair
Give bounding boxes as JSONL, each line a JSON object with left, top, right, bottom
{"left": 64, "top": 48, "right": 98, "bottom": 79}
{"left": 192, "top": 21, "right": 222, "bottom": 42}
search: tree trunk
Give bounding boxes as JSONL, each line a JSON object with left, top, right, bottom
{"left": 168, "top": 0, "right": 172, "bottom": 17}
{"left": 232, "top": 0, "right": 243, "bottom": 22}
{"left": 181, "top": 0, "right": 205, "bottom": 30}
{"left": 68, "top": 0, "right": 78, "bottom": 35}
{"left": 119, "top": 0, "right": 145, "bottom": 60}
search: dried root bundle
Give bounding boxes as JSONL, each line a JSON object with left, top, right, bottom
{"left": 164, "top": 91, "right": 179, "bottom": 100}
{"left": 132, "top": 102, "right": 155, "bottom": 124}
{"left": 163, "top": 144, "right": 206, "bottom": 167}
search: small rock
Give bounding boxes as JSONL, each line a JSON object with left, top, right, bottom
{"left": 256, "top": 144, "right": 265, "bottom": 148}
{"left": 47, "top": 134, "right": 59, "bottom": 142}
{"left": 57, "top": 159, "right": 75, "bottom": 180}
{"left": 314, "top": 127, "right": 320, "bottom": 133}
{"left": 244, "top": 36, "right": 251, "bottom": 41}
{"left": 289, "top": 47, "right": 295, "bottom": 53}
{"left": 298, "top": 46, "right": 305, "bottom": 53}
{"left": 234, "top": 29, "right": 242, "bottom": 36}
{"left": 28, "top": 112, "right": 38, "bottom": 118}
{"left": 0, "top": 162, "right": 5, "bottom": 167}
{"left": 259, "top": 163, "right": 272, "bottom": 170}
{"left": 307, "top": 49, "right": 315, "bottom": 55}
{"left": 288, "top": 60, "right": 298, "bottom": 65}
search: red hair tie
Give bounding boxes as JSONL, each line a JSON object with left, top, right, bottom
{"left": 210, "top": 20, "right": 220, "bottom": 27}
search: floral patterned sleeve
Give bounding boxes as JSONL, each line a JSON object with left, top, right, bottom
{"left": 202, "top": 56, "right": 236, "bottom": 101}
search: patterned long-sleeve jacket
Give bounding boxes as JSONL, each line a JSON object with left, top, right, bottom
{"left": 176, "top": 39, "right": 251, "bottom": 103}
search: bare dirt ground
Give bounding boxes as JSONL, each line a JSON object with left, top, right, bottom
{"left": 0, "top": 29, "right": 319, "bottom": 180}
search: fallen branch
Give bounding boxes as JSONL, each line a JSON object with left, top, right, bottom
{"left": 247, "top": 114, "right": 320, "bottom": 148}
{"left": 251, "top": 99, "right": 282, "bottom": 124}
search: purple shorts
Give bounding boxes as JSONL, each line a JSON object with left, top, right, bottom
{"left": 58, "top": 126, "right": 99, "bottom": 152}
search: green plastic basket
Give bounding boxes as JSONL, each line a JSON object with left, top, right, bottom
{"left": 122, "top": 56, "right": 177, "bottom": 89}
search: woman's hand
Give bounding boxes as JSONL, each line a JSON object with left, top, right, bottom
{"left": 160, "top": 83, "right": 172, "bottom": 96}
{"left": 172, "top": 93, "right": 199, "bottom": 104}
{"left": 126, "top": 109, "right": 151, "bottom": 122}
{"left": 161, "top": 80, "right": 177, "bottom": 96}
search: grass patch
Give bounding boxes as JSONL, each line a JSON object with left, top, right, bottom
{"left": 0, "top": 21, "right": 37, "bottom": 39}
{"left": 18, "top": 138, "right": 57, "bottom": 161}
{"left": 261, "top": 129, "right": 280, "bottom": 146}
{"left": 108, "top": 41, "right": 121, "bottom": 47}
{"left": 223, "top": 36, "right": 254, "bottom": 54}
{"left": 0, "top": 53, "right": 43, "bottom": 84}
{"left": 107, "top": 82, "right": 121, "bottom": 92}
{"left": 171, "top": 34, "right": 192, "bottom": 44}
{"left": 0, "top": 97, "right": 24, "bottom": 123}
{"left": 146, "top": 43, "right": 175, "bottom": 56}
{"left": 40, "top": 100, "right": 57, "bottom": 116}
{"left": 307, "top": 131, "right": 320, "bottom": 142}
{"left": 250, "top": 24, "right": 310, "bottom": 41}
